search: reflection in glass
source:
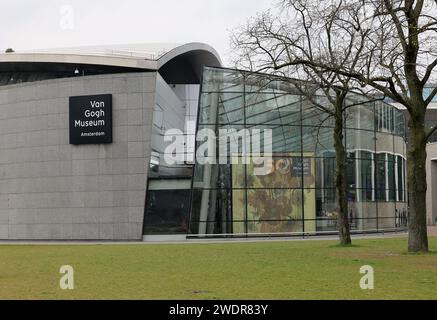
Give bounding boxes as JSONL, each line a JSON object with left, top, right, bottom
{"left": 144, "top": 189, "right": 190, "bottom": 235}
{"left": 189, "top": 67, "right": 408, "bottom": 237}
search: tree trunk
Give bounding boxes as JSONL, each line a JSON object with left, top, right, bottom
{"left": 334, "top": 108, "right": 352, "bottom": 245}
{"left": 407, "top": 115, "right": 429, "bottom": 253}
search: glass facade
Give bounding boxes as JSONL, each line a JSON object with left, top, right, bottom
{"left": 144, "top": 188, "right": 191, "bottom": 235}
{"left": 189, "top": 67, "right": 407, "bottom": 237}
{"left": 143, "top": 75, "right": 200, "bottom": 235}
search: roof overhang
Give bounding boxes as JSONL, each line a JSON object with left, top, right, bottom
{"left": 0, "top": 42, "right": 222, "bottom": 72}
{"left": 0, "top": 52, "right": 157, "bottom": 70}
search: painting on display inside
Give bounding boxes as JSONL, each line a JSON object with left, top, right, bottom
{"left": 232, "top": 153, "right": 316, "bottom": 234}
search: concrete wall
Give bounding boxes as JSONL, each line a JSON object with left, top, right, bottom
{"left": 0, "top": 72, "right": 156, "bottom": 240}
{"left": 426, "top": 143, "right": 437, "bottom": 226}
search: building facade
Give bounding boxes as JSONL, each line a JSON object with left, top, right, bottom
{"left": 424, "top": 105, "right": 437, "bottom": 226}
{"left": 0, "top": 43, "right": 221, "bottom": 240}
{"left": 185, "top": 67, "right": 407, "bottom": 237}
{"left": 390, "top": 91, "right": 437, "bottom": 227}
{"left": 0, "top": 45, "right": 408, "bottom": 240}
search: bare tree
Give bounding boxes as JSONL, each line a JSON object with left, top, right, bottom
{"left": 232, "top": 0, "right": 436, "bottom": 252}
{"left": 232, "top": 0, "right": 376, "bottom": 245}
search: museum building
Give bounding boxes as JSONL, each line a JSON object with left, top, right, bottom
{"left": 0, "top": 43, "right": 408, "bottom": 240}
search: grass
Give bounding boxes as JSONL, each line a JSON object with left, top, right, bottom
{"left": 0, "top": 236, "right": 437, "bottom": 300}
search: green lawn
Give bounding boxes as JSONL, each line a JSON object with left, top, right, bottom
{"left": 0, "top": 237, "right": 436, "bottom": 300}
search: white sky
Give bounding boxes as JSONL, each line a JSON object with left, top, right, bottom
{"left": 0, "top": 0, "right": 273, "bottom": 65}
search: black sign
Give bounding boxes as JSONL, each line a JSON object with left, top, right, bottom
{"left": 69, "top": 94, "right": 112, "bottom": 145}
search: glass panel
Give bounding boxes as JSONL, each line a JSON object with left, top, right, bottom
{"left": 302, "top": 126, "right": 334, "bottom": 157}
{"left": 394, "top": 108, "right": 406, "bottom": 137}
{"left": 315, "top": 218, "right": 339, "bottom": 232}
{"left": 375, "top": 153, "right": 387, "bottom": 201}
{"left": 397, "top": 156, "right": 406, "bottom": 202}
{"left": 374, "top": 101, "right": 398, "bottom": 134}
{"left": 189, "top": 67, "right": 408, "bottom": 237}
{"left": 202, "top": 67, "right": 244, "bottom": 93}
{"left": 378, "top": 218, "right": 396, "bottom": 230}
{"left": 231, "top": 222, "right": 246, "bottom": 235}
{"left": 245, "top": 124, "right": 302, "bottom": 153}
{"left": 247, "top": 188, "right": 303, "bottom": 221}
{"left": 395, "top": 203, "right": 408, "bottom": 228}
{"left": 189, "top": 188, "right": 243, "bottom": 235}
{"left": 198, "top": 92, "right": 244, "bottom": 124}
{"left": 323, "top": 157, "right": 336, "bottom": 191}
{"left": 347, "top": 154, "right": 357, "bottom": 202}
{"left": 359, "top": 152, "right": 374, "bottom": 201}
{"left": 144, "top": 189, "right": 190, "bottom": 235}
{"left": 244, "top": 156, "right": 304, "bottom": 189}
{"left": 346, "top": 129, "right": 375, "bottom": 153}
{"left": 351, "top": 202, "right": 377, "bottom": 232}
{"left": 301, "top": 95, "right": 335, "bottom": 127}
{"left": 245, "top": 93, "right": 301, "bottom": 125}
{"left": 316, "top": 188, "right": 335, "bottom": 218}
{"left": 387, "top": 154, "right": 396, "bottom": 201}
{"left": 244, "top": 72, "right": 294, "bottom": 94}
{"left": 345, "top": 102, "right": 375, "bottom": 131}
{"left": 247, "top": 221, "right": 303, "bottom": 234}
{"left": 361, "top": 218, "right": 378, "bottom": 231}
{"left": 192, "top": 164, "right": 233, "bottom": 189}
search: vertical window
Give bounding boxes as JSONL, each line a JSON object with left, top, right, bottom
{"left": 376, "top": 107, "right": 382, "bottom": 131}
{"left": 387, "top": 154, "right": 396, "bottom": 201}
{"left": 402, "top": 158, "right": 408, "bottom": 202}
{"left": 390, "top": 108, "right": 395, "bottom": 133}
{"left": 347, "top": 152, "right": 356, "bottom": 202}
{"left": 375, "top": 105, "right": 396, "bottom": 133}
{"left": 360, "top": 151, "right": 373, "bottom": 201}
{"left": 323, "top": 156, "right": 335, "bottom": 201}
{"left": 376, "top": 153, "right": 387, "bottom": 201}
{"left": 397, "top": 156, "right": 406, "bottom": 202}
{"left": 384, "top": 106, "right": 388, "bottom": 131}
{"left": 144, "top": 189, "right": 191, "bottom": 235}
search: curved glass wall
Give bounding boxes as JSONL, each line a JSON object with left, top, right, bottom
{"left": 189, "top": 67, "right": 407, "bottom": 237}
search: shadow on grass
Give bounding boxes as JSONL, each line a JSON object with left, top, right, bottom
{"left": 401, "top": 250, "right": 437, "bottom": 256}
{"left": 329, "top": 244, "right": 363, "bottom": 249}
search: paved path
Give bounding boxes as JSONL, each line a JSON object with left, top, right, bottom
{"left": 0, "top": 232, "right": 408, "bottom": 245}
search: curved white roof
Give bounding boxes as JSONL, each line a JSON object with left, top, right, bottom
{"left": 18, "top": 43, "right": 183, "bottom": 60}
{"left": 0, "top": 42, "right": 222, "bottom": 70}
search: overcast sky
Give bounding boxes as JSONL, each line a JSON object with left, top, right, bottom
{"left": 0, "top": 0, "right": 273, "bottom": 65}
